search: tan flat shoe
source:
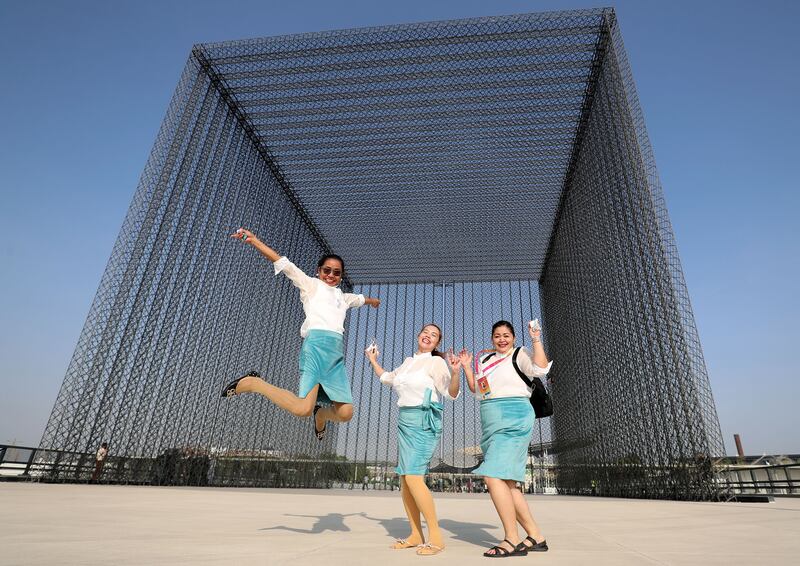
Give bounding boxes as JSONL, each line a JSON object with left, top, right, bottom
{"left": 416, "top": 543, "right": 444, "bottom": 556}
{"left": 390, "top": 539, "right": 419, "bottom": 549}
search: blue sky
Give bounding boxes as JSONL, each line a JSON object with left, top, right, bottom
{"left": 1, "top": 0, "right": 798, "bottom": 455}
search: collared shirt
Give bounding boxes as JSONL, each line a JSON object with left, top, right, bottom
{"left": 273, "top": 257, "right": 365, "bottom": 337}
{"left": 380, "top": 352, "right": 459, "bottom": 407}
{"left": 476, "top": 347, "right": 552, "bottom": 399}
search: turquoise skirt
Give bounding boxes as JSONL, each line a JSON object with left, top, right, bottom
{"left": 473, "top": 397, "right": 533, "bottom": 482}
{"left": 396, "top": 391, "right": 443, "bottom": 476}
{"left": 297, "top": 329, "right": 352, "bottom": 405}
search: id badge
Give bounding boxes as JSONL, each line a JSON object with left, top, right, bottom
{"left": 477, "top": 375, "right": 491, "bottom": 398}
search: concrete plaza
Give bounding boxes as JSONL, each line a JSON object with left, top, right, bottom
{"left": 1, "top": 483, "right": 798, "bottom": 565}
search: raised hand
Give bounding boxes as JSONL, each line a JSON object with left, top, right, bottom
{"left": 447, "top": 349, "right": 460, "bottom": 367}
{"left": 528, "top": 319, "right": 542, "bottom": 342}
{"left": 230, "top": 227, "right": 256, "bottom": 244}
{"left": 364, "top": 341, "right": 380, "bottom": 361}
{"left": 458, "top": 348, "right": 472, "bottom": 368}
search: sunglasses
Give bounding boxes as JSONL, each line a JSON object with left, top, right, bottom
{"left": 320, "top": 266, "right": 343, "bottom": 277}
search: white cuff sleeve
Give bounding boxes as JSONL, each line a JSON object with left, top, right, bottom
{"left": 273, "top": 256, "right": 314, "bottom": 295}
{"left": 517, "top": 348, "right": 553, "bottom": 378}
{"left": 345, "top": 293, "right": 366, "bottom": 308}
{"left": 379, "top": 371, "right": 394, "bottom": 386}
{"left": 433, "top": 359, "right": 459, "bottom": 400}
{"left": 530, "top": 360, "right": 553, "bottom": 377}
{"left": 273, "top": 256, "right": 291, "bottom": 275}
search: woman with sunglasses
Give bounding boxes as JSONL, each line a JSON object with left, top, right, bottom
{"left": 364, "top": 324, "right": 460, "bottom": 556}
{"left": 220, "top": 228, "right": 380, "bottom": 440}
{"left": 459, "top": 320, "right": 551, "bottom": 558}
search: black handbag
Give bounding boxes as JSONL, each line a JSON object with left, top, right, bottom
{"left": 480, "top": 348, "right": 553, "bottom": 419}
{"left": 512, "top": 348, "right": 554, "bottom": 419}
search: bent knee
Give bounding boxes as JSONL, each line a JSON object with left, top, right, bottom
{"left": 337, "top": 405, "right": 354, "bottom": 422}
{"left": 295, "top": 405, "right": 314, "bottom": 418}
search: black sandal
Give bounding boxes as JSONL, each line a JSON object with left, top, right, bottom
{"left": 484, "top": 539, "right": 525, "bottom": 558}
{"left": 220, "top": 370, "right": 260, "bottom": 398}
{"left": 514, "top": 536, "right": 548, "bottom": 553}
{"left": 312, "top": 404, "right": 326, "bottom": 440}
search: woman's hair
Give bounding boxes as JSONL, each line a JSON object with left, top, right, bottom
{"left": 317, "top": 254, "right": 345, "bottom": 271}
{"left": 420, "top": 323, "right": 446, "bottom": 359}
{"left": 491, "top": 320, "right": 516, "bottom": 337}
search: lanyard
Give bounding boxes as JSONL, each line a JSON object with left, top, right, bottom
{"left": 474, "top": 349, "right": 513, "bottom": 398}
{"left": 474, "top": 349, "right": 513, "bottom": 378}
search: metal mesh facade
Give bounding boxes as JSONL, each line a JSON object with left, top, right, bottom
{"left": 39, "top": 8, "right": 723, "bottom": 499}
{"left": 540, "top": 19, "right": 723, "bottom": 499}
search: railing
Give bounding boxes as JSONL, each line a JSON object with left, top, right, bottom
{"left": 0, "top": 444, "right": 233, "bottom": 485}
{"left": 717, "top": 462, "right": 799, "bottom": 497}
{"left": 0, "top": 444, "right": 113, "bottom": 483}
{"left": 0, "top": 444, "right": 38, "bottom": 478}
{"left": 0, "top": 444, "right": 369, "bottom": 487}
{"left": 2, "top": 444, "right": 798, "bottom": 497}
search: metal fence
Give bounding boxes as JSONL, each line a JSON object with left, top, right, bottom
{"left": 716, "top": 456, "right": 800, "bottom": 498}
{"left": 5, "top": 444, "right": 796, "bottom": 500}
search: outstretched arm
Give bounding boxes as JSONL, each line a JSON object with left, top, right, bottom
{"left": 363, "top": 297, "right": 381, "bottom": 308}
{"left": 231, "top": 228, "right": 280, "bottom": 263}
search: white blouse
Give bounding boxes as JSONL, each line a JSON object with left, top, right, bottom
{"left": 475, "top": 347, "right": 552, "bottom": 400}
{"left": 273, "top": 257, "right": 365, "bottom": 337}
{"left": 380, "top": 352, "right": 459, "bottom": 407}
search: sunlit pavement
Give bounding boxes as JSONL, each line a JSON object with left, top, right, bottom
{"left": 1, "top": 483, "right": 798, "bottom": 565}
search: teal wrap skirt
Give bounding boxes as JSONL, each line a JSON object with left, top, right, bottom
{"left": 473, "top": 397, "right": 534, "bottom": 482}
{"left": 396, "top": 390, "right": 443, "bottom": 476}
{"left": 297, "top": 329, "right": 352, "bottom": 405}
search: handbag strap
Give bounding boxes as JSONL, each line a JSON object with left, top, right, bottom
{"left": 511, "top": 347, "right": 535, "bottom": 388}
{"left": 481, "top": 349, "right": 541, "bottom": 390}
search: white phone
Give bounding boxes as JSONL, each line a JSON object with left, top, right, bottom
{"left": 529, "top": 319, "right": 541, "bottom": 331}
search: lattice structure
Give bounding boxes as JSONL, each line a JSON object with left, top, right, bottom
{"left": 39, "top": 8, "right": 723, "bottom": 499}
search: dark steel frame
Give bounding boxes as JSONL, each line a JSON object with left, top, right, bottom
{"left": 38, "top": 8, "right": 724, "bottom": 499}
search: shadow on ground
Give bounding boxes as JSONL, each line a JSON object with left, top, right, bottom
{"left": 268, "top": 512, "right": 500, "bottom": 548}
{"left": 260, "top": 512, "right": 360, "bottom": 534}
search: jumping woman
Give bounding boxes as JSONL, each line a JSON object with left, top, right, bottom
{"left": 220, "top": 228, "right": 380, "bottom": 439}
{"left": 459, "top": 320, "right": 552, "bottom": 558}
{"left": 365, "top": 324, "right": 460, "bottom": 556}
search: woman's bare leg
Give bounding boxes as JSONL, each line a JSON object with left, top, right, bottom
{"left": 314, "top": 402, "right": 354, "bottom": 431}
{"left": 485, "top": 476, "right": 520, "bottom": 555}
{"left": 405, "top": 475, "right": 444, "bottom": 554}
{"left": 391, "top": 475, "right": 424, "bottom": 549}
{"left": 235, "top": 378, "right": 318, "bottom": 417}
{"left": 507, "top": 480, "right": 545, "bottom": 543}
